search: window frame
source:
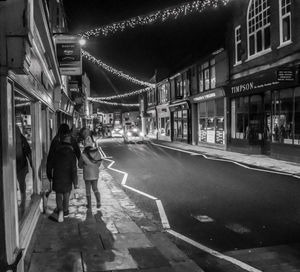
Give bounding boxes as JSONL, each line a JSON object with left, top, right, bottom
{"left": 279, "top": 0, "right": 292, "bottom": 47}
{"left": 247, "top": 0, "right": 271, "bottom": 59}
{"left": 235, "top": 25, "right": 242, "bottom": 65}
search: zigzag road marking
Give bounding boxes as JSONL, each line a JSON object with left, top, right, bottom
{"left": 101, "top": 146, "right": 262, "bottom": 272}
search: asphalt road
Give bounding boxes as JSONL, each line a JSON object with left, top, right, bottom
{"left": 99, "top": 138, "right": 300, "bottom": 271}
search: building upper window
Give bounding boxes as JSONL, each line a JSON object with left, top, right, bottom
{"left": 279, "top": 0, "right": 292, "bottom": 45}
{"left": 247, "top": 0, "right": 271, "bottom": 57}
{"left": 175, "top": 76, "right": 183, "bottom": 99}
{"left": 198, "top": 59, "right": 216, "bottom": 92}
{"left": 235, "top": 26, "right": 242, "bottom": 64}
{"left": 158, "top": 84, "right": 169, "bottom": 104}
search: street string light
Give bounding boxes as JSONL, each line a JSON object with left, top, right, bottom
{"left": 81, "top": 0, "right": 230, "bottom": 39}
{"left": 87, "top": 86, "right": 153, "bottom": 101}
{"left": 88, "top": 98, "right": 139, "bottom": 107}
{"left": 82, "top": 49, "right": 155, "bottom": 88}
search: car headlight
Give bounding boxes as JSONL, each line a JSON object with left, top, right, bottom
{"left": 139, "top": 132, "right": 144, "bottom": 137}
{"left": 127, "top": 132, "right": 132, "bottom": 136}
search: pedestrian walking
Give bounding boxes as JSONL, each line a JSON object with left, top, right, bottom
{"left": 46, "top": 124, "right": 81, "bottom": 177}
{"left": 78, "top": 136, "right": 102, "bottom": 210}
{"left": 48, "top": 132, "right": 78, "bottom": 222}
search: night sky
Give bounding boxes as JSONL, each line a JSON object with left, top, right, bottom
{"left": 63, "top": 0, "right": 232, "bottom": 112}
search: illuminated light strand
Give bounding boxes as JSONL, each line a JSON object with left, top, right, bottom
{"left": 88, "top": 99, "right": 139, "bottom": 107}
{"left": 82, "top": 0, "right": 230, "bottom": 38}
{"left": 82, "top": 49, "right": 155, "bottom": 88}
{"left": 87, "top": 86, "right": 153, "bottom": 101}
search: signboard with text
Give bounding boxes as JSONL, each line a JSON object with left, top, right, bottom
{"left": 55, "top": 35, "right": 82, "bottom": 75}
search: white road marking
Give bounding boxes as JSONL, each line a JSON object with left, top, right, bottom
{"left": 101, "top": 144, "right": 263, "bottom": 272}
{"left": 156, "top": 199, "right": 170, "bottom": 229}
{"left": 193, "top": 214, "right": 214, "bottom": 223}
{"left": 225, "top": 223, "right": 251, "bottom": 234}
{"left": 167, "top": 230, "right": 262, "bottom": 272}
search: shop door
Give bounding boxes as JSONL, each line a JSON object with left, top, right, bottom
{"left": 249, "top": 95, "right": 263, "bottom": 149}
{"left": 263, "top": 91, "right": 271, "bottom": 154}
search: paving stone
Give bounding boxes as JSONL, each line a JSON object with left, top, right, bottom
{"left": 146, "top": 232, "right": 188, "bottom": 262}
{"left": 170, "top": 260, "right": 205, "bottom": 272}
{"left": 112, "top": 233, "right": 153, "bottom": 249}
{"left": 28, "top": 252, "right": 83, "bottom": 272}
{"left": 129, "top": 247, "right": 170, "bottom": 269}
{"left": 82, "top": 249, "right": 138, "bottom": 271}
{"left": 114, "top": 218, "right": 143, "bottom": 234}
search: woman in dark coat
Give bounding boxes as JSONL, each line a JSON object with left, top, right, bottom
{"left": 46, "top": 124, "right": 80, "bottom": 181}
{"left": 50, "top": 134, "right": 78, "bottom": 222}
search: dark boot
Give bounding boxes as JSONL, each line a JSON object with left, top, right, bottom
{"left": 95, "top": 192, "right": 101, "bottom": 209}
{"left": 86, "top": 195, "right": 92, "bottom": 209}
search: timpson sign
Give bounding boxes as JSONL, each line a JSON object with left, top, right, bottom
{"left": 227, "top": 68, "right": 298, "bottom": 97}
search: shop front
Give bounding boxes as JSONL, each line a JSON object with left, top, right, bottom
{"left": 169, "top": 100, "right": 191, "bottom": 143}
{"left": 156, "top": 105, "right": 171, "bottom": 142}
{"left": 226, "top": 66, "right": 300, "bottom": 162}
{"left": 190, "top": 88, "right": 226, "bottom": 148}
{"left": 145, "top": 108, "right": 157, "bottom": 139}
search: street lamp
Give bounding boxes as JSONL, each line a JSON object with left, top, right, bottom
{"left": 79, "top": 38, "right": 86, "bottom": 46}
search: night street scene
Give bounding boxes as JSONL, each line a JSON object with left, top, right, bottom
{"left": 1, "top": 0, "right": 300, "bottom": 271}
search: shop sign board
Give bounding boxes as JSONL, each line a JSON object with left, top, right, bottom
{"left": 277, "top": 69, "right": 295, "bottom": 81}
{"left": 55, "top": 35, "right": 82, "bottom": 75}
{"left": 227, "top": 67, "right": 298, "bottom": 97}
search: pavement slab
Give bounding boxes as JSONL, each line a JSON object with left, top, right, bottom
{"left": 128, "top": 247, "right": 170, "bottom": 269}
{"left": 112, "top": 232, "right": 153, "bottom": 249}
{"left": 28, "top": 252, "right": 83, "bottom": 272}
{"left": 82, "top": 249, "right": 138, "bottom": 271}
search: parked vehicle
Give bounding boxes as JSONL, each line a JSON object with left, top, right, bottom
{"left": 111, "top": 127, "right": 124, "bottom": 138}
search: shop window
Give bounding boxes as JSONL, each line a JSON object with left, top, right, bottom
{"left": 279, "top": 0, "right": 292, "bottom": 45}
{"left": 247, "top": 0, "right": 271, "bottom": 57}
{"left": 294, "top": 88, "right": 300, "bottom": 144}
{"left": 14, "top": 91, "right": 34, "bottom": 222}
{"left": 272, "top": 89, "right": 293, "bottom": 144}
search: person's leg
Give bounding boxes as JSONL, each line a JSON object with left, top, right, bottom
{"left": 91, "top": 180, "right": 101, "bottom": 209}
{"left": 63, "top": 192, "right": 70, "bottom": 217}
{"left": 17, "top": 167, "right": 27, "bottom": 207}
{"left": 85, "top": 180, "right": 92, "bottom": 209}
{"left": 56, "top": 193, "right": 64, "bottom": 222}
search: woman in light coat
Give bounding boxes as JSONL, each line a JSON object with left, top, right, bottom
{"left": 78, "top": 136, "right": 102, "bottom": 209}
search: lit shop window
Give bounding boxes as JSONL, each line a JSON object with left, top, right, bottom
{"left": 247, "top": 0, "right": 271, "bottom": 57}
{"left": 279, "top": 0, "right": 292, "bottom": 45}
{"left": 14, "top": 91, "right": 34, "bottom": 222}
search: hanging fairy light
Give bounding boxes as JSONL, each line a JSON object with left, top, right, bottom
{"left": 87, "top": 86, "right": 153, "bottom": 101}
{"left": 88, "top": 98, "right": 139, "bottom": 107}
{"left": 82, "top": 0, "right": 230, "bottom": 38}
{"left": 82, "top": 50, "right": 155, "bottom": 88}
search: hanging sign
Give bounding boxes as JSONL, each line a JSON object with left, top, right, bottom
{"left": 55, "top": 35, "right": 82, "bottom": 75}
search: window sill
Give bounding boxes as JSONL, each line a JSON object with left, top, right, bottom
{"left": 245, "top": 48, "right": 272, "bottom": 62}
{"left": 233, "top": 61, "right": 242, "bottom": 67}
{"left": 277, "top": 40, "right": 293, "bottom": 49}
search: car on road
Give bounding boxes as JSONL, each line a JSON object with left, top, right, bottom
{"left": 111, "top": 127, "right": 124, "bottom": 138}
{"left": 124, "top": 127, "right": 144, "bottom": 144}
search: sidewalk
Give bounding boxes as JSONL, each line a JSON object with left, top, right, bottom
{"left": 150, "top": 139, "right": 300, "bottom": 177}
{"left": 26, "top": 165, "right": 204, "bottom": 272}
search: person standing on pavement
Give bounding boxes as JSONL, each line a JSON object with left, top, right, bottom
{"left": 46, "top": 124, "right": 81, "bottom": 177}
{"left": 49, "top": 133, "right": 79, "bottom": 222}
{"left": 78, "top": 136, "right": 102, "bottom": 210}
